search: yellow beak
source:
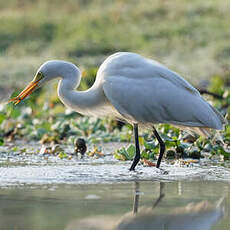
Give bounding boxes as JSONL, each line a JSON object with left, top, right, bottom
{"left": 8, "top": 80, "right": 39, "bottom": 105}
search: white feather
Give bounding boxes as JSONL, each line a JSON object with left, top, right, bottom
{"left": 37, "top": 52, "right": 226, "bottom": 135}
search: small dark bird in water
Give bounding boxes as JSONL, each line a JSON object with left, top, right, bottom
{"left": 75, "top": 138, "right": 87, "bottom": 156}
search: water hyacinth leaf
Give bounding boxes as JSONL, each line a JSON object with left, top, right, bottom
{"left": 114, "top": 152, "right": 126, "bottom": 161}
{"left": 209, "top": 76, "right": 224, "bottom": 95}
{"left": 119, "top": 132, "right": 132, "bottom": 142}
{"left": 11, "top": 146, "right": 19, "bottom": 151}
{"left": 172, "top": 136, "right": 181, "bottom": 145}
{"left": 92, "top": 119, "right": 106, "bottom": 132}
{"left": 165, "top": 139, "right": 177, "bottom": 148}
{"left": 116, "top": 147, "right": 129, "bottom": 160}
{"left": 149, "top": 152, "right": 156, "bottom": 159}
{"left": 0, "top": 137, "right": 4, "bottom": 146}
{"left": 138, "top": 136, "right": 144, "bottom": 145}
{"left": 194, "top": 139, "right": 205, "bottom": 150}
{"left": 122, "top": 150, "right": 132, "bottom": 160}
{"left": 88, "top": 136, "right": 100, "bottom": 144}
{"left": 114, "top": 146, "right": 135, "bottom": 161}
{"left": 143, "top": 139, "right": 156, "bottom": 150}
{"left": 166, "top": 150, "right": 176, "bottom": 159}
{"left": 216, "top": 146, "right": 230, "bottom": 160}
{"left": 161, "top": 133, "right": 174, "bottom": 142}
{"left": 58, "top": 152, "right": 69, "bottom": 159}
{"left": 225, "top": 125, "right": 230, "bottom": 137}
{"left": 126, "top": 145, "right": 135, "bottom": 158}
{"left": 0, "top": 113, "right": 6, "bottom": 125}
{"left": 179, "top": 143, "right": 191, "bottom": 149}
{"left": 141, "top": 150, "right": 149, "bottom": 159}
{"left": 159, "top": 124, "right": 170, "bottom": 133}
{"left": 210, "top": 145, "right": 220, "bottom": 155}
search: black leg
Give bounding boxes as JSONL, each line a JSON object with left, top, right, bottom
{"left": 133, "top": 181, "right": 140, "bottom": 214}
{"left": 153, "top": 127, "right": 165, "bottom": 168}
{"left": 129, "top": 123, "right": 141, "bottom": 171}
{"left": 152, "top": 182, "right": 165, "bottom": 208}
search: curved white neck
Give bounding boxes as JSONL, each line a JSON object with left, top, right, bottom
{"left": 57, "top": 68, "right": 109, "bottom": 117}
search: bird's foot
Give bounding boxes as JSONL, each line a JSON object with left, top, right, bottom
{"left": 129, "top": 168, "right": 144, "bottom": 175}
{"left": 129, "top": 167, "right": 135, "bottom": 171}
{"left": 156, "top": 167, "right": 169, "bottom": 175}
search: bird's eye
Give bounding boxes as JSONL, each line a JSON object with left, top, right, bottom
{"left": 33, "top": 72, "right": 44, "bottom": 82}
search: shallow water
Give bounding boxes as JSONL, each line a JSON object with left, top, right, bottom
{"left": 0, "top": 142, "right": 230, "bottom": 229}
{"left": 1, "top": 142, "right": 230, "bottom": 186}
{"left": 0, "top": 181, "right": 229, "bottom": 230}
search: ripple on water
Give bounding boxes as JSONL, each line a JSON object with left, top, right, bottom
{"left": 0, "top": 161, "right": 230, "bottom": 187}
{"left": 1, "top": 142, "right": 230, "bottom": 187}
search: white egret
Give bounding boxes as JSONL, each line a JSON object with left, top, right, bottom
{"left": 65, "top": 182, "right": 225, "bottom": 230}
{"left": 9, "top": 52, "right": 226, "bottom": 170}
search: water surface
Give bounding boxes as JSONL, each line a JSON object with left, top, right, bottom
{"left": 0, "top": 142, "right": 230, "bottom": 229}
{"left": 1, "top": 142, "right": 230, "bottom": 186}
{"left": 0, "top": 181, "right": 229, "bottom": 230}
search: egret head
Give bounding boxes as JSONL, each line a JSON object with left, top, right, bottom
{"left": 9, "top": 60, "right": 80, "bottom": 105}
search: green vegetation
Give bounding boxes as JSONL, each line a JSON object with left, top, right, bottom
{"left": 0, "top": 74, "right": 229, "bottom": 164}
{"left": 0, "top": 0, "right": 230, "bottom": 89}
{"left": 0, "top": 1, "right": 230, "bottom": 165}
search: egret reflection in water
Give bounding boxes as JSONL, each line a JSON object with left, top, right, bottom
{"left": 66, "top": 182, "right": 225, "bottom": 230}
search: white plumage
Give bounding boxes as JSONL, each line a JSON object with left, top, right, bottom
{"left": 99, "top": 53, "right": 225, "bottom": 132}
{"left": 11, "top": 52, "right": 226, "bottom": 170}
{"left": 51, "top": 52, "right": 226, "bottom": 132}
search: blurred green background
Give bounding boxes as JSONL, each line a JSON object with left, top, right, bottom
{"left": 0, "top": 0, "right": 230, "bottom": 90}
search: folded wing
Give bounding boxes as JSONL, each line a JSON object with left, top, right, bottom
{"left": 102, "top": 63, "right": 225, "bottom": 130}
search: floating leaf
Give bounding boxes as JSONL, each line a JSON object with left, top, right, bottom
{"left": 114, "top": 152, "right": 126, "bottom": 161}
{"left": 0, "top": 113, "right": 6, "bottom": 125}
{"left": 0, "top": 137, "right": 4, "bottom": 146}
{"left": 58, "top": 152, "right": 68, "bottom": 159}
{"left": 126, "top": 145, "right": 135, "bottom": 158}
{"left": 139, "top": 136, "right": 144, "bottom": 145}
{"left": 141, "top": 150, "right": 149, "bottom": 159}
{"left": 144, "top": 140, "right": 155, "bottom": 150}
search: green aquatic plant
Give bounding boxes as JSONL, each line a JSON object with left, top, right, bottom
{"left": 0, "top": 74, "right": 230, "bottom": 165}
{"left": 114, "top": 145, "right": 136, "bottom": 161}
{"left": 58, "top": 151, "right": 70, "bottom": 159}
{"left": 0, "top": 137, "right": 4, "bottom": 146}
